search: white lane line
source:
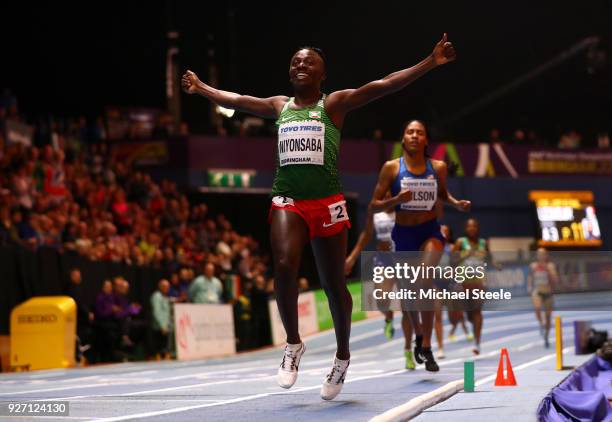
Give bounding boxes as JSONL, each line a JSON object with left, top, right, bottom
{"left": 21, "top": 375, "right": 104, "bottom": 385}
{"left": 0, "top": 310, "right": 574, "bottom": 390}
{"left": 359, "top": 310, "right": 609, "bottom": 355}
{"left": 0, "top": 381, "right": 140, "bottom": 396}
{"left": 86, "top": 368, "right": 411, "bottom": 422}
{"left": 37, "top": 360, "right": 380, "bottom": 401}
{"left": 474, "top": 346, "right": 573, "bottom": 387}
{"left": 359, "top": 318, "right": 538, "bottom": 354}
{"left": 5, "top": 356, "right": 365, "bottom": 399}
{"left": 307, "top": 310, "right": 541, "bottom": 354}
{"left": 27, "top": 372, "right": 67, "bottom": 378}
{"left": 5, "top": 311, "right": 604, "bottom": 399}
{"left": 516, "top": 341, "right": 540, "bottom": 352}
{"left": 42, "top": 359, "right": 382, "bottom": 401}
{"left": 51, "top": 332, "right": 572, "bottom": 404}
{"left": 35, "top": 331, "right": 546, "bottom": 402}
{"left": 0, "top": 310, "right": 597, "bottom": 385}
{"left": 66, "top": 399, "right": 223, "bottom": 402}
{"left": 368, "top": 343, "right": 578, "bottom": 422}
{"left": 49, "top": 375, "right": 278, "bottom": 401}
{"left": 0, "top": 417, "right": 99, "bottom": 420}
{"left": 9, "top": 316, "right": 603, "bottom": 421}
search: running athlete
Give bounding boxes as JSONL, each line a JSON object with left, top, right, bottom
{"left": 442, "top": 224, "right": 472, "bottom": 343}
{"left": 182, "top": 35, "right": 456, "bottom": 399}
{"left": 528, "top": 247, "right": 557, "bottom": 348}
{"left": 370, "top": 120, "right": 471, "bottom": 372}
{"left": 345, "top": 193, "right": 416, "bottom": 370}
{"left": 455, "top": 218, "right": 487, "bottom": 355}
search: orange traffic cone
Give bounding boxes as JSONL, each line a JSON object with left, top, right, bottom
{"left": 494, "top": 348, "right": 517, "bottom": 386}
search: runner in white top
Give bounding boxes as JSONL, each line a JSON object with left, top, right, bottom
{"left": 345, "top": 192, "right": 416, "bottom": 370}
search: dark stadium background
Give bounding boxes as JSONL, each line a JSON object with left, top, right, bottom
{"left": 1, "top": 1, "right": 610, "bottom": 142}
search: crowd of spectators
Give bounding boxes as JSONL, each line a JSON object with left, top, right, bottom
{"left": 484, "top": 127, "right": 610, "bottom": 150}
{"left": 64, "top": 259, "right": 279, "bottom": 363}
{"left": 0, "top": 96, "right": 273, "bottom": 277}
{"left": 0, "top": 92, "right": 287, "bottom": 361}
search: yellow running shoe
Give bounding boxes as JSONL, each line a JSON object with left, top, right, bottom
{"left": 384, "top": 320, "right": 395, "bottom": 340}
{"left": 405, "top": 350, "right": 415, "bottom": 370}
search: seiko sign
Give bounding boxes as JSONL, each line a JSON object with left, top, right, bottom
{"left": 17, "top": 314, "right": 58, "bottom": 324}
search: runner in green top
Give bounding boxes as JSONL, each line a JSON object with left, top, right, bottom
{"left": 181, "top": 34, "right": 456, "bottom": 401}
{"left": 273, "top": 94, "right": 341, "bottom": 199}
{"left": 454, "top": 218, "right": 488, "bottom": 355}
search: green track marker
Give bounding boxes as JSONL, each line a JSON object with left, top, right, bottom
{"left": 464, "top": 361, "right": 475, "bottom": 392}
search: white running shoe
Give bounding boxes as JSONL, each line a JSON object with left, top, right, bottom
{"left": 320, "top": 357, "right": 350, "bottom": 401}
{"left": 277, "top": 342, "right": 305, "bottom": 389}
{"left": 437, "top": 349, "right": 446, "bottom": 359}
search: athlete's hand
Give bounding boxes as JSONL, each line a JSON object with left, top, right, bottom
{"left": 394, "top": 190, "right": 413, "bottom": 206}
{"left": 455, "top": 200, "right": 471, "bottom": 212}
{"left": 344, "top": 257, "right": 356, "bottom": 276}
{"left": 181, "top": 70, "right": 201, "bottom": 94}
{"left": 432, "top": 33, "right": 456, "bottom": 66}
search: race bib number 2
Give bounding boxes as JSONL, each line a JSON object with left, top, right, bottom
{"left": 328, "top": 200, "right": 349, "bottom": 224}
{"left": 278, "top": 121, "right": 325, "bottom": 166}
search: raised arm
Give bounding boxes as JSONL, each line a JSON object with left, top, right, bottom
{"left": 432, "top": 160, "right": 471, "bottom": 212}
{"left": 326, "top": 34, "right": 456, "bottom": 122}
{"left": 182, "top": 70, "right": 288, "bottom": 119}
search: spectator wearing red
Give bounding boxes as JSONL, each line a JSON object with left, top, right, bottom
{"left": 111, "top": 188, "right": 131, "bottom": 234}
{"left": 43, "top": 149, "right": 69, "bottom": 203}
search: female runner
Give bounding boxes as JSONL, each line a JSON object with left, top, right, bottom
{"left": 528, "top": 247, "right": 557, "bottom": 348}
{"left": 182, "top": 35, "right": 456, "bottom": 398}
{"left": 441, "top": 224, "right": 472, "bottom": 343}
{"left": 455, "top": 218, "right": 487, "bottom": 355}
{"left": 369, "top": 120, "right": 470, "bottom": 371}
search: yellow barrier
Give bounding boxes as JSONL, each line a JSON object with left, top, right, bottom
{"left": 10, "top": 297, "right": 76, "bottom": 371}
{"left": 555, "top": 316, "right": 563, "bottom": 370}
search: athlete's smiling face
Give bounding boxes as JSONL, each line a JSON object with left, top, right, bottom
{"left": 289, "top": 49, "right": 325, "bottom": 88}
{"left": 402, "top": 121, "right": 428, "bottom": 154}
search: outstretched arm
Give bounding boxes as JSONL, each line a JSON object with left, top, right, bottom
{"left": 326, "top": 34, "right": 456, "bottom": 120}
{"left": 182, "top": 70, "right": 288, "bottom": 119}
